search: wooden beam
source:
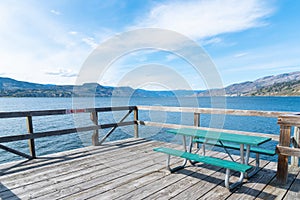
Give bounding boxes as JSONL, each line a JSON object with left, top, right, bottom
{"left": 90, "top": 111, "right": 99, "bottom": 146}
{"left": 277, "top": 145, "right": 300, "bottom": 157}
{"left": 137, "top": 105, "right": 294, "bottom": 118}
{"left": 26, "top": 116, "right": 36, "bottom": 158}
{"left": 0, "top": 121, "right": 136, "bottom": 143}
{"left": 138, "top": 121, "right": 279, "bottom": 141}
{"left": 277, "top": 125, "right": 291, "bottom": 184}
{"left": 98, "top": 110, "right": 133, "bottom": 145}
{"left": 291, "top": 127, "right": 300, "bottom": 166}
{"left": 0, "top": 144, "right": 32, "bottom": 159}
{"left": 134, "top": 108, "right": 139, "bottom": 138}
{"left": 194, "top": 113, "right": 200, "bottom": 127}
{"left": 278, "top": 114, "right": 300, "bottom": 127}
{"left": 0, "top": 106, "right": 137, "bottom": 119}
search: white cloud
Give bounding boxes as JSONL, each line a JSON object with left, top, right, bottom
{"left": 133, "top": 0, "right": 274, "bottom": 40}
{"left": 0, "top": 1, "right": 93, "bottom": 85}
{"left": 165, "top": 54, "right": 178, "bottom": 62}
{"left": 50, "top": 9, "right": 61, "bottom": 15}
{"left": 233, "top": 52, "right": 249, "bottom": 58}
{"left": 69, "top": 31, "right": 78, "bottom": 35}
{"left": 45, "top": 68, "right": 78, "bottom": 78}
{"left": 82, "top": 37, "right": 98, "bottom": 49}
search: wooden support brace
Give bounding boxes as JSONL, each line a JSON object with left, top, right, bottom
{"left": 27, "top": 116, "right": 36, "bottom": 159}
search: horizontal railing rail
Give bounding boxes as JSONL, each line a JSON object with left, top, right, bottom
{"left": 136, "top": 105, "right": 297, "bottom": 142}
{"left": 0, "top": 106, "right": 138, "bottom": 159}
{"left": 0, "top": 106, "right": 137, "bottom": 118}
{"left": 1, "top": 104, "right": 299, "bottom": 186}
{"left": 137, "top": 105, "right": 293, "bottom": 118}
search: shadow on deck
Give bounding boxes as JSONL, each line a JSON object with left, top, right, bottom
{"left": 0, "top": 138, "right": 299, "bottom": 200}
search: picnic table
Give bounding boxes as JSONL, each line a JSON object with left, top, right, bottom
{"left": 154, "top": 128, "right": 274, "bottom": 190}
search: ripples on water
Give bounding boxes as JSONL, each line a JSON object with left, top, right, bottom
{"left": 0, "top": 97, "right": 299, "bottom": 164}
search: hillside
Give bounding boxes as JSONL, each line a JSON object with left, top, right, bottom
{"left": 1, "top": 71, "right": 300, "bottom": 97}
{"left": 0, "top": 77, "right": 197, "bottom": 97}
{"left": 225, "top": 71, "right": 300, "bottom": 96}
{"left": 198, "top": 71, "right": 300, "bottom": 96}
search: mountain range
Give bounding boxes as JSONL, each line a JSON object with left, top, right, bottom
{"left": 0, "top": 71, "right": 300, "bottom": 97}
{"left": 198, "top": 71, "right": 300, "bottom": 96}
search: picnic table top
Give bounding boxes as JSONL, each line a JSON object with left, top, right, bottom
{"left": 167, "top": 128, "right": 272, "bottom": 146}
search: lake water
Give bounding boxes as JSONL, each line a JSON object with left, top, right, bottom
{"left": 0, "top": 96, "right": 299, "bottom": 164}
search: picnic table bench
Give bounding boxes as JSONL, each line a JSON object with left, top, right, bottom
{"left": 153, "top": 128, "right": 275, "bottom": 190}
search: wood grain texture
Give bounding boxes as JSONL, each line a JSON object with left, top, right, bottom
{"left": 0, "top": 139, "right": 299, "bottom": 199}
{"left": 277, "top": 125, "right": 291, "bottom": 184}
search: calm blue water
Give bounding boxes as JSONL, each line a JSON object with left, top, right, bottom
{"left": 0, "top": 96, "right": 299, "bottom": 164}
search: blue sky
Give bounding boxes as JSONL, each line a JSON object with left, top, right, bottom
{"left": 0, "top": 0, "right": 299, "bottom": 90}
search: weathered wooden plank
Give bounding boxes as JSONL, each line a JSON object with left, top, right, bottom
{"left": 28, "top": 146, "right": 177, "bottom": 199}
{"left": 0, "top": 137, "right": 297, "bottom": 200}
{"left": 1, "top": 140, "right": 170, "bottom": 199}
{"left": 283, "top": 170, "right": 300, "bottom": 200}
{"left": 64, "top": 156, "right": 184, "bottom": 200}
{"left": 191, "top": 168, "right": 255, "bottom": 199}
{"left": 141, "top": 152, "right": 230, "bottom": 200}
{"left": 139, "top": 120, "right": 279, "bottom": 141}
{"left": 0, "top": 137, "right": 140, "bottom": 173}
{"left": 96, "top": 152, "right": 228, "bottom": 200}
{"left": 226, "top": 160, "right": 275, "bottom": 200}
{"left": 116, "top": 151, "right": 226, "bottom": 200}
{"left": 0, "top": 139, "right": 155, "bottom": 186}
{"left": 256, "top": 166, "right": 300, "bottom": 200}
{"left": 172, "top": 158, "right": 255, "bottom": 200}
{"left": 0, "top": 138, "right": 152, "bottom": 189}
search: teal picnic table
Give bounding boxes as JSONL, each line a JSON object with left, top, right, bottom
{"left": 154, "top": 128, "right": 273, "bottom": 190}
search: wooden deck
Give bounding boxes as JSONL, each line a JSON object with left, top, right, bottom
{"left": 0, "top": 138, "right": 299, "bottom": 200}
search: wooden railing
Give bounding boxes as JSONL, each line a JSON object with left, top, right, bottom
{"left": 1, "top": 105, "right": 299, "bottom": 185}
{"left": 136, "top": 105, "right": 294, "bottom": 141}
{"left": 0, "top": 106, "right": 138, "bottom": 159}
{"left": 276, "top": 114, "right": 300, "bottom": 184}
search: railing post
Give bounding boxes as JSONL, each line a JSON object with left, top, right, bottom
{"left": 194, "top": 113, "right": 200, "bottom": 127}
{"left": 276, "top": 124, "right": 291, "bottom": 184}
{"left": 291, "top": 127, "right": 300, "bottom": 167}
{"left": 90, "top": 111, "right": 99, "bottom": 146}
{"left": 134, "top": 107, "right": 139, "bottom": 138}
{"left": 26, "top": 116, "right": 36, "bottom": 159}
{"left": 194, "top": 113, "right": 200, "bottom": 149}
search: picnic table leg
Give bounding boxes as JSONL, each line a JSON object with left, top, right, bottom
{"left": 240, "top": 144, "right": 245, "bottom": 163}
{"left": 224, "top": 143, "right": 251, "bottom": 190}
{"left": 242, "top": 144, "right": 259, "bottom": 178}
{"left": 189, "top": 137, "right": 206, "bottom": 165}
{"left": 165, "top": 135, "right": 188, "bottom": 172}
{"left": 225, "top": 168, "right": 245, "bottom": 190}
